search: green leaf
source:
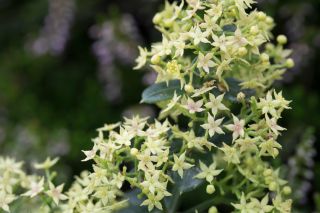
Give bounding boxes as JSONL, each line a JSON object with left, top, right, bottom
{"left": 211, "top": 78, "right": 255, "bottom": 102}
{"left": 141, "top": 80, "right": 183, "bottom": 104}
{"left": 116, "top": 189, "right": 161, "bottom": 213}
{"left": 223, "top": 24, "right": 237, "bottom": 32}
{"left": 164, "top": 167, "right": 204, "bottom": 213}
{"left": 225, "top": 78, "right": 255, "bottom": 102}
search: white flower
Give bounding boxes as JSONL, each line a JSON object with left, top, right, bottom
{"left": 140, "top": 170, "right": 164, "bottom": 195}
{"left": 225, "top": 115, "right": 245, "bottom": 141}
{"left": 159, "top": 36, "right": 172, "bottom": 56}
{"left": 205, "top": 93, "right": 229, "bottom": 115}
{"left": 201, "top": 113, "right": 224, "bottom": 137}
{"left": 220, "top": 143, "right": 240, "bottom": 164}
{"left": 183, "top": 98, "right": 204, "bottom": 114}
{"left": 265, "top": 116, "right": 285, "bottom": 136}
{"left": 250, "top": 194, "right": 274, "bottom": 213}
{"left": 189, "top": 26, "right": 210, "bottom": 45}
{"left": 212, "top": 34, "right": 228, "bottom": 53}
{"left": 257, "top": 91, "right": 279, "bottom": 118}
{"left": 227, "top": 28, "right": 249, "bottom": 49}
{"left": 22, "top": 178, "right": 44, "bottom": 198}
{"left": 161, "top": 92, "right": 181, "bottom": 114}
{"left": 141, "top": 193, "right": 163, "bottom": 211}
{"left": 46, "top": 182, "right": 68, "bottom": 205}
{"left": 136, "top": 150, "right": 157, "bottom": 171}
{"left": 172, "top": 152, "right": 193, "bottom": 178}
{"left": 96, "top": 122, "right": 121, "bottom": 132}
{"left": 194, "top": 160, "right": 223, "bottom": 183}
{"left": 82, "top": 144, "right": 98, "bottom": 162}
{"left": 134, "top": 46, "right": 148, "bottom": 70}
{"left": 0, "top": 191, "right": 15, "bottom": 212}
{"left": 197, "top": 52, "right": 217, "bottom": 73}
{"left": 173, "top": 40, "right": 185, "bottom": 58}
{"left": 206, "top": 3, "right": 222, "bottom": 20}
{"left": 34, "top": 157, "right": 59, "bottom": 170}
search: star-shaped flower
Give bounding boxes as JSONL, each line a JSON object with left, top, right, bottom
{"left": 205, "top": 93, "right": 229, "bottom": 115}
{"left": 194, "top": 160, "right": 223, "bottom": 183}
{"left": 172, "top": 152, "right": 193, "bottom": 178}
{"left": 46, "top": 182, "right": 68, "bottom": 205}
{"left": 183, "top": 98, "right": 204, "bottom": 114}
{"left": 225, "top": 115, "right": 245, "bottom": 141}
{"left": 201, "top": 113, "right": 224, "bottom": 137}
{"left": 134, "top": 46, "right": 148, "bottom": 70}
{"left": 197, "top": 52, "right": 217, "bottom": 73}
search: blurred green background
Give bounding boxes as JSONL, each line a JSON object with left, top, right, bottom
{"left": 0, "top": 0, "right": 319, "bottom": 211}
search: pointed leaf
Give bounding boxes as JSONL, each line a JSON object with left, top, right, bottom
{"left": 141, "top": 80, "right": 183, "bottom": 104}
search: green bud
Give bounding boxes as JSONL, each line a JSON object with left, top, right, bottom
{"left": 263, "top": 169, "right": 273, "bottom": 176}
{"left": 130, "top": 148, "right": 139, "bottom": 156}
{"left": 184, "top": 84, "right": 194, "bottom": 93}
{"left": 164, "top": 19, "right": 173, "bottom": 28}
{"left": 208, "top": 206, "right": 218, "bottom": 213}
{"left": 269, "top": 182, "right": 277, "bottom": 191}
{"left": 153, "top": 13, "right": 162, "bottom": 24}
{"left": 285, "top": 58, "right": 295, "bottom": 68}
{"left": 206, "top": 184, "right": 215, "bottom": 194}
{"left": 151, "top": 54, "right": 161, "bottom": 64}
{"left": 237, "top": 92, "right": 245, "bottom": 102}
{"left": 283, "top": 186, "right": 292, "bottom": 195}
{"left": 277, "top": 35, "right": 288, "bottom": 45}
{"left": 266, "top": 43, "right": 274, "bottom": 51}
{"left": 266, "top": 17, "right": 274, "bottom": 24}
{"left": 257, "top": 12, "right": 266, "bottom": 21}
{"left": 238, "top": 47, "right": 248, "bottom": 56}
{"left": 250, "top": 26, "right": 259, "bottom": 35}
{"left": 260, "top": 53, "right": 270, "bottom": 62}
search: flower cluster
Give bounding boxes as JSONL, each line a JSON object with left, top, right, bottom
{"left": 135, "top": 0, "right": 293, "bottom": 94}
{"left": 0, "top": 0, "right": 295, "bottom": 212}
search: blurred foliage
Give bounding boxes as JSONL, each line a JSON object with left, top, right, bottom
{"left": 0, "top": 0, "right": 319, "bottom": 210}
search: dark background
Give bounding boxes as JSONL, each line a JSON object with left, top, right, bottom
{"left": 0, "top": 0, "right": 319, "bottom": 211}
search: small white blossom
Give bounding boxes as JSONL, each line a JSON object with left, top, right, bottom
{"left": 197, "top": 52, "right": 216, "bottom": 73}
{"left": 22, "top": 178, "right": 44, "bottom": 198}
{"left": 205, "top": 93, "right": 229, "bottom": 115}
{"left": 194, "top": 160, "right": 223, "bottom": 183}
{"left": 134, "top": 46, "right": 148, "bottom": 70}
{"left": 183, "top": 98, "right": 204, "bottom": 114}
{"left": 201, "top": 113, "right": 224, "bottom": 137}
{"left": 46, "top": 182, "right": 68, "bottom": 205}
{"left": 172, "top": 152, "right": 193, "bottom": 178}
{"left": 225, "top": 115, "right": 245, "bottom": 141}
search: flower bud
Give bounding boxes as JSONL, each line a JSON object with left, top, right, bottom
{"left": 265, "top": 43, "right": 274, "bottom": 51}
{"left": 268, "top": 182, "right": 277, "bottom": 191}
{"left": 273, "top": 148, "right": 279, "bottom": 157}
{"left": 277, "top": 35, "right": 287, "bottom": 45}
{"left": 238, "top": 47, "right": 248, "bottom": 56}
{"left": 263, "top": 169, "right": 272, "bottom": 176}
{"left": 266, "top": 17, "right": 274, "bottom": 24}
{"left": 164, "top": 19, "right": 173, "bottom": 28}
{"left": 130, "top": 148, "right": 139, "bottom": 156}
{"left": 151, "top": 54, "right": 161, "bottom": 64}
{"left": 250, "top": 26, "right": 259, "bottom": 35}
{"left": 153, "top": 13, "right": 162, "bottom": 24}
{"left": 257, "top": 12, "right": 266, "bottom": 21}
{"left": 237, "top": 92, "right": 245, "bottom": 102}
{"left": 206, "top": 184, "right": 215, "bottom": 194}
{"left": 283, "top": 186, "right": 292, "bottom": 195}
{"left": 260, "top": 53, "right": 270, "bottom": 63}
{"left": 208, "top": 206, "right": 218, "bottom": 213}
{"left": 184, "top": 84, "right": 194, "bottom": 93}
{"left": 285, "top": 58, "right": 295, "bottom": 68}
